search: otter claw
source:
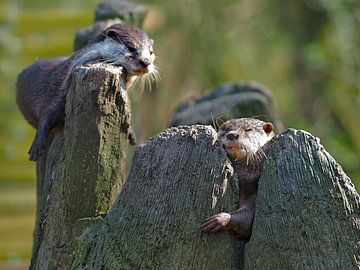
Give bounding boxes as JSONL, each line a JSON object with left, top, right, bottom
{"left": 29, "top": 141, "right": 44, "bottom": 161}
{"left": 29, "top": 146, "right": 40, "bottom": 161}
{"left": 201, "top": 212, "right": 231, "bottom": 233}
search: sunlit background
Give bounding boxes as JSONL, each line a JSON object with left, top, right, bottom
{"left": 0, "top": 0, "right": 359, "bottom": 268}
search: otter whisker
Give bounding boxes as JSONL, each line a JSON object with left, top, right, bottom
{"left": 16, "top": 23, "right": 156, "bottom": 161}
{"left": 210, "top": 113, "right": 218, "bottom": 130}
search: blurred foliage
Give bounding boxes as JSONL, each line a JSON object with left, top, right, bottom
{"left": 0, "top": 0, "right": 359, "bottom": 266}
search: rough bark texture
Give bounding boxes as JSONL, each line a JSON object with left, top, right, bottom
{"left": 30, "top": 66, "right": 360, "bottom": 268}
{"left": 30, "top": 65, "right": 131, "bottom": 269}
{"left": 245, "top": 129, "right": 360, "bottom": 269}
{"left": 30, "top": 3, "right": 360, "bottom": 267}
{"left": 68, "top": 125, "right": 243, "bottom": 269}
{"left": 169, "top": 81, "right": 283, "bottom": 132}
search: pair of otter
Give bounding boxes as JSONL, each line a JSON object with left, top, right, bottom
{"left": 17, "top": 23, "right": 274, "bottom": 240}
{"left": 16, "top": 23, "right": 156, "bottom": 161}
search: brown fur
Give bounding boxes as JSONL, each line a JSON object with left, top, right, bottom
{"left": 16, "top": 23, "right": 155, "bottom": 161}
{"left": 201, "top": 118, "right": 274, "bottom": 240}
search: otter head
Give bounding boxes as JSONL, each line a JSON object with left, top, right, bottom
{"left": 218, "top": 118, "right": 274, "bottom": 164}
{"left": 92, "top": 23, "right": 158, "bottom": 89}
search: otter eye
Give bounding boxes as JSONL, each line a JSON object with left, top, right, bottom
{"left": 106, "top": 30, "right": 117, "bottom": 39}
{"left": 245, "top": 128, "right": 252, "bottom": 132}
{"left": 150, "top": 50, "right": 154, "bottom": 55}
{"left": 128, "top": 46, "right": 137, "bottom": 53}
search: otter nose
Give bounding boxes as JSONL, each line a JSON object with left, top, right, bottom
{"left": 226, "top": 133, "right": 239, "bottom": 140}
{"left": 139, "top": 58, "right": 151, "bottom": 68}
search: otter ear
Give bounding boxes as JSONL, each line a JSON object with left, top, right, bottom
{"left": 105, "top": 29, "right": 118, "bottom": 38}
{"left": 263, "top": 122, "right": 274, "bottom": 134}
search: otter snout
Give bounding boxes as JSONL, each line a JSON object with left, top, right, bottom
{"left": 226, "top": 133, "right": 239, "bottom": 141}
{"left": 139, "top": 58, "right": 151, "bottom": 68}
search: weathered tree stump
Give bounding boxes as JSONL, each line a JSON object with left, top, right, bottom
{"left": 30, "top": 65, "right": 131, "bottom": 269}
{"left": 68, "top": 125, "right": 242, "bottom": 269}
{"left": 245, "top": 129, "right": 360, "bottom": 269}
{"left": 29, "top": 2, "right": 359, "bottom": 268}
{"left": 30, "top": 63, "right": 359, "bottom": 268}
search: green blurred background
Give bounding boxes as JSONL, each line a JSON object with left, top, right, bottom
{"left": 0, "top": 0, "right": 359, "bottom": 268}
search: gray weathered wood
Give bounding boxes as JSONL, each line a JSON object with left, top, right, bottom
{"left": 30, "top": 66, "right": 360, "bottom": 268}
{"left": 244, "top": 129, "right": 360, "bottom": 269}
{"left": 30, "top": 65, "right": 131, "bottom": 269}
{"left": 68, "top": 125, "right": 243, "bottom": 269}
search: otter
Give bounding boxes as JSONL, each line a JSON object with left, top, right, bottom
{"left": 201, "top": 118, "right": 274, "bottom": 240}
{"left": 16, "top": 23, "right": 157, "bottom": 161}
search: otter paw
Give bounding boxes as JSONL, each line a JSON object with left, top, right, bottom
{"left": 201, "top": 212, "right": 231, "bottom": 233}
{"left": 28, "top": 142, "right": 43, "bottom": 161}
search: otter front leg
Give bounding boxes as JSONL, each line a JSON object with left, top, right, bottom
{"left": 201, "top": 205, "right": 255, "bottom": 240}
{"left": 29, "top": 118, "right": 51, "bottom": 161}
{"left": 201, "top": 212, "right": 231, "bottom": 232}
{"left": 29, "top": 99, "right": 65, "bottom": 161}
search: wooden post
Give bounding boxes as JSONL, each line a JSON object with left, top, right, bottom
{"left": 30, "top": 65, "right": 131, "bottom": 269}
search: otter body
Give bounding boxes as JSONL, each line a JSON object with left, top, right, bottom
{"left": 16, "top": 23, "right": 156, "bottom": 161}
{"left": 201, "top": 118, "right": 274, "bottom": 239}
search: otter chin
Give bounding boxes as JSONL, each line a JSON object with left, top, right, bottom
{"left": 218, "top": 118, "right": 274, "bottom": 165}
{"left": 224, "top": 145, "right": 247, "bottom": 162}
{"left": 16, "top": 23, "right": 158, "bottom": 161}
{"left": 201, "top": 118, "right": 275, "bottom": 239}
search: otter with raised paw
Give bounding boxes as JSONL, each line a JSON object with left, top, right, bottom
{"left": 201, "top": 118, "right": 274, "bottom": 240}
{"left": 16, "top": 23, "right": 157, "bottom": 161}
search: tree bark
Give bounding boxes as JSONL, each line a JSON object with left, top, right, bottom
{"left": 245, "top": 129, "right": 360, "bottom": 269}
{"left": 30, "top": 65, "right": 131, "bottom": 269}
{"left": 68, "top": 125, "right": 243, "bottom": 269}
{"left": 31, "top": 64, "right": 359, "bottom": 268}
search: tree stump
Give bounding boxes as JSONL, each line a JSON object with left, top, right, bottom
{"left": 30, "top": 65, "right": 131, "bottom": 269}
{"left": 30, "top": 64, "right": 359, "bottom": 268}
{"left": 69, "top": 125, "right": 243, "bottom": 269}
{"left": 245, "top": 129, "right": 360, "bottom": 269}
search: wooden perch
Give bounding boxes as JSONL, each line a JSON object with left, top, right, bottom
{"left": 30, "top": 63, "right": 359, "bottom": 268}
{"left": 30, "top": 65, "right": 131, "bottom": 269}
{"left": 245, "top": 129, "right": 360, "bottom": 269}
{"left": 69, "top": 125, "right": 242, "bottom": 269}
